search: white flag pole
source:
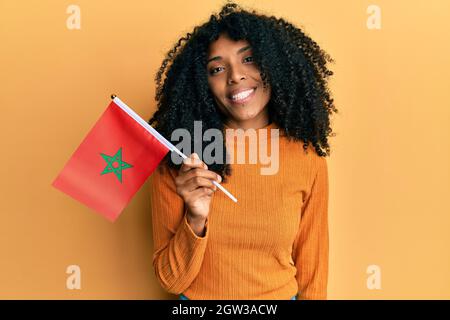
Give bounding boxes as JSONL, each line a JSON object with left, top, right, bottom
{"left": 111, "top": 95, "right": 238, "bottom": 203}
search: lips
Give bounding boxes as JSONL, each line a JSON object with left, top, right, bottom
{"left": 227, "top": 87, "right": 256, "bottom": 104}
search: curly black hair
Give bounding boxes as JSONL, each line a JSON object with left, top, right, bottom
{"left": 148, "top": 1, "right": 338, "bottom": 182}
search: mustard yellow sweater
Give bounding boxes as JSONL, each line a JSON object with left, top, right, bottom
{"left": 149, "top": 122, "right": 329, "bottom": 300}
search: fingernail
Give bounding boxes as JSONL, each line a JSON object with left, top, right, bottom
{"left": 192, "top": 153, "right": 199, "bottom": 159}
{"left": 217, "top": 175, "right": 222, "bottom": 182}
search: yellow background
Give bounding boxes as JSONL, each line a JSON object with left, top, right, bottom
{"left": 1, "top": 0, "right": 449, "bottom": 299}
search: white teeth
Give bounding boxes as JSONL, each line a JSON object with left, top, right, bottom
{"left": 231, "top": 89, "right": 254, "bottom": 101}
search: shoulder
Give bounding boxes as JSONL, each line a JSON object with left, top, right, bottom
{"left": 278, "top": 134, "right": 324, "bottom": 161}
{"left": 278, "top": 135, "right": 328, "bottom": 182}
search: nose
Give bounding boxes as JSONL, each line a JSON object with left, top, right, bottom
{"left": 227, "top": 63, "right": 247, "bottom": 84}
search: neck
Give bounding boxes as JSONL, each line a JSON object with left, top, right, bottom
{"left": 224, "top": 112, "right": 270, "bottom": 130}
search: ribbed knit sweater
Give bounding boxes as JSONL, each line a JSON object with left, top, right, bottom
{"left": 149, "top": 122, "right": 329, "bottom": 300}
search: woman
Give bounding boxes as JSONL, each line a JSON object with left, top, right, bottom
{"left": 148, "top": 2, "right": 337, "bottom": 300}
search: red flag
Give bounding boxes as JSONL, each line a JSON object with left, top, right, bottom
{"left": 52, "top": 98, "right": 170, "bottom": 222}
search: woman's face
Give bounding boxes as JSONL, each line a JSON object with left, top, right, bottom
{"left": 206, "top": 33, "right": 271, "bottom": 129}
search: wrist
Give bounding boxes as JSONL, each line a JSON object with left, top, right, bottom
{"left": 186, "top": 212, "right": 207, "bottom": 237}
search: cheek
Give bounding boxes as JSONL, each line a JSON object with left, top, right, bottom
{"left": 261, "top": 86, "right": 271, "bottom": 101}
{"left": 207, "top": 79, "right": 223, "bottom": 99}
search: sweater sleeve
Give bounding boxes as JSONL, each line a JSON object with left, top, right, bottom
{"left": 149, "top": 162, "right": 209, "bottom": 295}
{"left": 293, "top": 156, "right": 329, "bottom": 300}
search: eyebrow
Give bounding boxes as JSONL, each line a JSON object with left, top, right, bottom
{"left": 207, "top": 45, "right": 252, "bottom": 64}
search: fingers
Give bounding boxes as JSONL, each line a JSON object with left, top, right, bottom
{"left": 178, "top": 153, "right": 222, "bottom": 183}
{"left": 184, "top": 176, "right": 218, "bottom": 192}
{"left": 189, "top": 187, "right": 215, "bottom": 199}
{"left": 180, "top": 153, "right": 207, "bottom": 173}
{"left": 176, "top": 153, "right": 223, "bottom": 199}
{"left": 175, "top": 153, "right": 222, "bottom": 217}
{"left": 177, "top": 167, "right": 221, "bottom": 185}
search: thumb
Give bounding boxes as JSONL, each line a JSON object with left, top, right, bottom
{"left": 190, "top": 153, "right": 200, "bottom": 164}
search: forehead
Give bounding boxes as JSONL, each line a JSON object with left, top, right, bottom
{"left": 207, "top": 34, "right": 251, "bottom": 55}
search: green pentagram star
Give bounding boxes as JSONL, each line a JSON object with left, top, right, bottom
{"left": 100, "top": 147, "right": 133, "bottom": 183}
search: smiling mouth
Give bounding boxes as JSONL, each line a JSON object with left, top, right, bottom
{"left": 227, "top": 87, "right": 256, "bottom": 105}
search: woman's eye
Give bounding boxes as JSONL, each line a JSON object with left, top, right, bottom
{"left": 209, "top": 57, "right": 253, "bottom": 76}
{"left": 209, "top": 67, "right": 223, "bottom": 75}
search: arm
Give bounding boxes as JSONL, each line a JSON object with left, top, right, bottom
{"left": 293, "top": 156, "right": 329, "bottom": 300}
{"left": 149, "top": 163, "right": 209, "bottom": 295}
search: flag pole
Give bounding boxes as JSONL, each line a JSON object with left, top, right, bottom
{"left": 110, "top": 94, "right": 238, "bottom": 203}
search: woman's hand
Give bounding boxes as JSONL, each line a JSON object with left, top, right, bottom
{"left": 175, "top": 152, "right": 222, "bottom": 224}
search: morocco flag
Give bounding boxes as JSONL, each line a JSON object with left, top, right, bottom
{"left": 52, "top": 96, "right": 171, "bottom": 222}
